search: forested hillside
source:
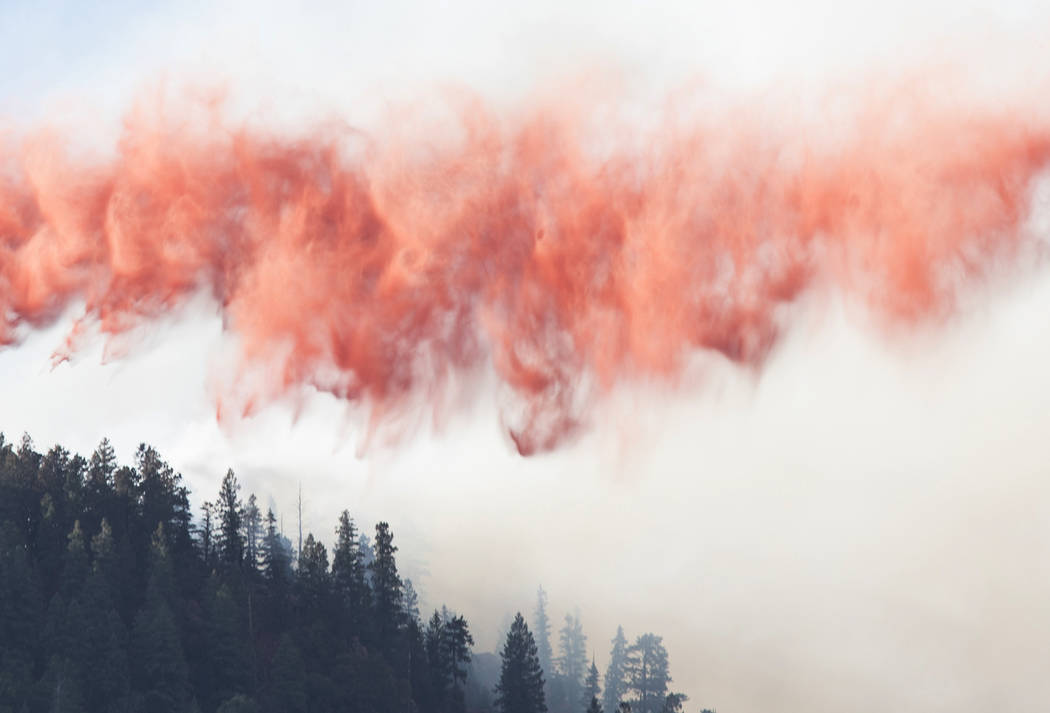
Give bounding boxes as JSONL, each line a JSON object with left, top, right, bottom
{"left": 0, "top": 433, "right": 704, "bottom": 713}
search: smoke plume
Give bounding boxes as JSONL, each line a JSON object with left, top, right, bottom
{"left": 2, "top": 80, "right": 1049, "bottom": 453}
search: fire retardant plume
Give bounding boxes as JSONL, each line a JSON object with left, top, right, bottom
{"left": 2, "top": 78, "right": 1049, "bottom": 454}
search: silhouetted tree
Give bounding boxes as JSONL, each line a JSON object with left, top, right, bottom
{"left": 425, "top": 607, "right": 475, "bottom": 713}
{"left": 496, "top": 613, "right": 547, "bottom": 713}
{"left": 603, "top": 626, "right": 629, "bottom": 713}
{"left": 216, "top": 469, "right": 244, "bottom": 571}
{"left": 370, "top": 522, "right": 403, "bottom": 644}
{"left": 585, "top": 657, "right": 601, "bottom": 711}
{"left": 243, "top": 494, "right": 262, "bottom": 574}
{"left": 332, "top": 510, "right": 369, "bottom": 636}
{"left": 130, "top": 526, "right": 191, "bottom": 712}
{"left": 0, "top": 433, "right": 634, "bottom": 713}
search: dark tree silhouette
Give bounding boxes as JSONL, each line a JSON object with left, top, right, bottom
{"left": 496, "top": 613, "right": 547, "bottom": 713}
{"left": 370, "top": 521, "right": 403, "bottom": 646}
{"left": 216, "top": 469, "right": 244, "bottom": 571}
{"left": 584, "top": 658, "right": 601, "bottom": 712}
{"left": 0, "top": 432, "right": 698, "bottom": 713}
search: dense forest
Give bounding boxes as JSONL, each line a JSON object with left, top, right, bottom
{"left": 0, "top": 433, "right": 709, "bottom": 713}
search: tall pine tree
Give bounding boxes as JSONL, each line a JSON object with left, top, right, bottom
{"left": 533, "top": 587, "right": 554, "bottom": 681}
{"left": 496, "top": 613, "right": 547, "bottom": 713}
{"left": 556, "top": 612, "right": 588, "bottom": 711}
{"left": 602, "top": 626, "right": 629, "bottom": 713}
{"left": 624, "top": 634, "right": 670, "bottom": 713}
{"left": 370, "top": 522, "right": 403, "bottom": 645}
{"left": 585, "top": 657, "right": 601, "bottom": 712}
{"left": 216, "top": 469, "right": 244, "bottom": 571}
{"left": 332, "top": 510, "right": 369, "bottom": 637}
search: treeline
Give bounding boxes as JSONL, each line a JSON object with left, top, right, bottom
{"left": 0, "top": 432, "right": 713, "bottom": 713}
{"left": 0, "top": 433, "right": 473, "bottom": 713}
{"left": 503, "top": 588, "right": 700, "bottom": 713}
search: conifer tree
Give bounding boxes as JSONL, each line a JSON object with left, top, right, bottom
{"left": 217, "top": 469, "right": 244, "bottom": 570}
{"left": 557, "top": 612, "right": 588, "bottom": 710}
{"left": 296, "top": 533, "right": 330, "bottom": 611}
{"left": 370, "top": 522, "right": 403, "bottom": 642}
{"left": 623, "top": 634, "right": 670, "bottom": 713}
{"left": 204, "top": 577, "right": 251, "bottom": 710}
{"left": 201, "top": 501, "right": 216, "bottom": 568}
{"left": 603, "top": 626, "right": 629, "bottom": 713}
{"left": 403, "top": 578, "right": 421, "bottom": 624}
{"left": 243, "top": 494, "right": 262, "bottom": 574}
{"left": 332, "top": 510, "right": 369, "bottom": 634}
{"left": 131, "top": 526, "right": 191, "bottom": 713}
{"left": 533, "top": 587, "right": 554, "bottom": 679}
{"left": 78, "top": 521, "right": 129, "bottom": 712}
{"left": 0, "top": 434, "right": 503, "bottom": 713}
{"left": 585, "top": 657, "right": 601, "bottom": 711}
{"left": 496, "top": 613, "right": 547, "bottom": 713}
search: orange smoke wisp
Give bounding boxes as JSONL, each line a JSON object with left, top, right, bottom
{"left": 1, "top": 86, "right": 1048, "bottom": 454}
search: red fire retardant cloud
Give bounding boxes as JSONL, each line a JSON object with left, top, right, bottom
{"left": 2, "top": 83, "right": 1049, "bottom": 454}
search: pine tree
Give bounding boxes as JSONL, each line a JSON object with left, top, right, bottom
{"left": 243, "top": 494, "right": 262, "bottom": 574}
{"left": 1, "top": 434, "right": 500, "bottom": 713}
{"left": 426, "top": 610, "right": 448, "bottom": 710}
{"left": 216, "top": 469, "right": 244, "bottom": 570}
{"left": 533, "top": 587, "right": 554, "bottom": 680}
{"left": 403, "top": 578, "right": 421, "bottom": 624}
{"left": 331, "top": 510, "right": 369, "bottom": 635}
{"left": 425, "top": 607, "right": 475, "bottom": 713}
{"left": 90, "top": 518, "right": 118, "bottom": 588}
{"left": 204, "top": 577, "right": 251, "bottom": 710}
{"left": 201, "top": 500, "right": 216, "bottom": 568}
{"left": 78, "top": 521, "right": 130, "bottom": 711}
{"left": 603, "top": 626, "right": 629, "bottom": 713}
{"left": 587, "top": 697, "right": 603, "bottom": 713}
{"left": 130, "top": 526, "right": 191, "bottom": 712}
{"left": 261, "top": 509, "right": 291, "bottom": 581}
{"left": 296, "top": 533, "right": 330, "bottom": 611}
{"left": 370, "top": 522, "right": 403, "bottom": 642}
{"left": 557, "top": 612, "right": 588, "bottom": 710}
{"left": 87, "top": 438, "right": 116, "bottom": 482}
{"left": 623, "top": 634, "right": 670, "bottom": 713}
{"left": 260, "top": 508, "right": 292, "bottom": 631}
{"left": 585, "top": 657, "right": 601, "bottom": 711}
{"left": 84, "top": 438, "right": 117, "bottom": 530}
{"left": 60, "top": 521, "right": 90, "bottom": 598}
{"left": 496, "top": 613, "right": 547, "bottom": 713}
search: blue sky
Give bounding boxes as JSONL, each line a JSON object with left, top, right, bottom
{"left": 0, "top": 2, "right": 165, "bottom": 105}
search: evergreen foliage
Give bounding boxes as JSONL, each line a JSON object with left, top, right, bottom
{"left": 603, "top": 626, "right": 629, "bottom": 713}
{"left": 496, "top": 613, "right": 547, "bottom": 713}
{"left": 0, "top": 433, "right": 702, "bottom": 713}
{"left": 0, "top": 434, "right": 478, "bottom": 713}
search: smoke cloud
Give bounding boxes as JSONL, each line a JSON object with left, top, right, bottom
{"left": 2, "top": 79, "right": 1049, "bottom": 453}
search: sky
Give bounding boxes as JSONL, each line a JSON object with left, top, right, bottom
{"left": 3, "top": 1, "right": 1050, "bottom": 711}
